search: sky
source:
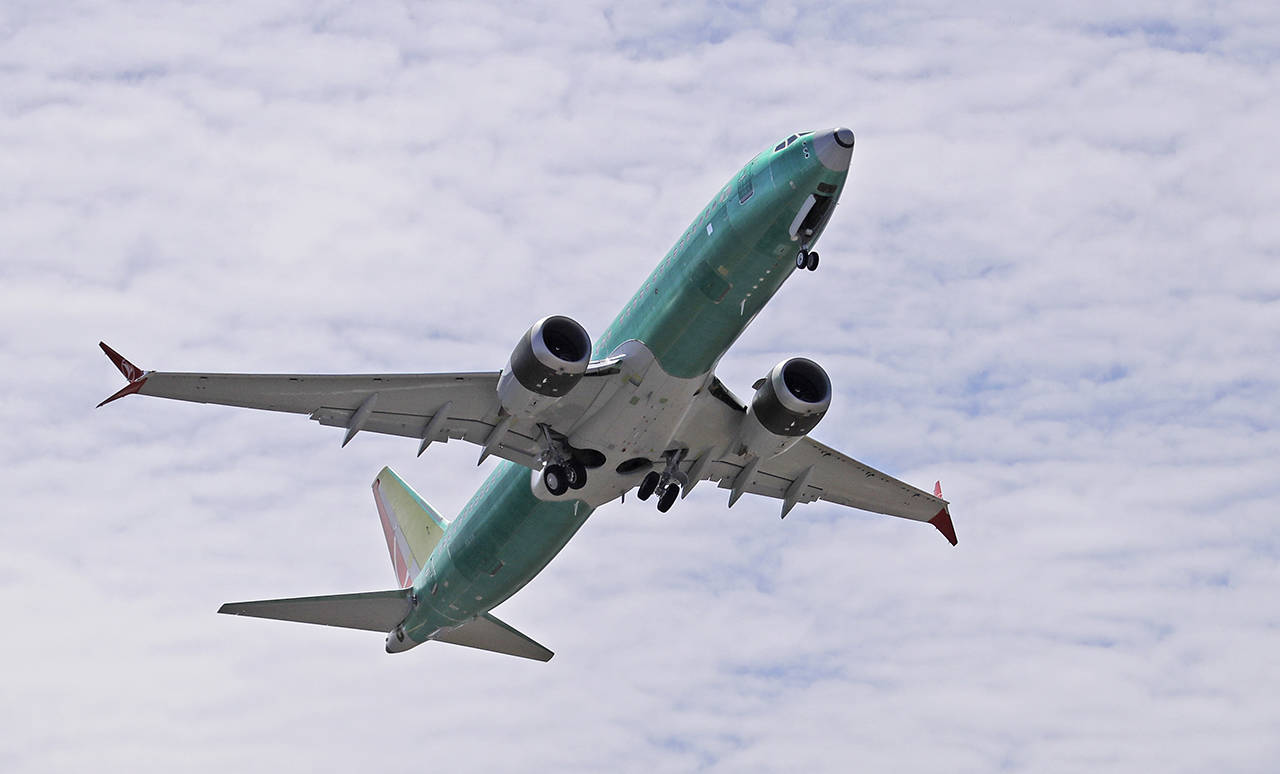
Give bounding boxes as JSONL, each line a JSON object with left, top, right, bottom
{"left": 2, "top": 1, "right": 1278, "bottom": 771}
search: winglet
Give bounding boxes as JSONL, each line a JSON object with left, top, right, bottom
{"left": 97, "top": 342, "right": 149, "bottom": 407}
{"left": 929, "top": 507, "right": 957, "bottom": 546}
{"left": 934, "top": 480, "right": 943, "bottom": 498}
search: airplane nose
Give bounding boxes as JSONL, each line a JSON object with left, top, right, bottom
{"left": 814, "top": 127, "right": 854, "bottom": 172}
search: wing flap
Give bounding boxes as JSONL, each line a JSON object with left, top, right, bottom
{"left": 310, "top": 407, "right": 542, "bottom": 466}
{"left": 218, "top": 588, "right": 413, "bottom": 632}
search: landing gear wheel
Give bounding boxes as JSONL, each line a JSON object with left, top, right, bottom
{"left": 566, "top": 459, "right": 588, "bottom": 490}
{"left": 796, "top": 250, "right": 809, "bottom": 270}
{"left": 637, "top": 470, "right": 661, "bottom": 501}
{"left": 806, "top": 251, "right": 819, "bottom": 271}
{"left": 543, "top": 464, "right": 569, "bottom": 496}
{"left": 656, "top": 483, "right": 679, "bottom": 513}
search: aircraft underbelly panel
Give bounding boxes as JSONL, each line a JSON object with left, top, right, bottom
{"left": 567, "top": 341, "right": 702, "bottom": 461}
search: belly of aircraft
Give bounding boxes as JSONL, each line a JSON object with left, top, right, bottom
{"left": 561, "top": 340, "right": 707, "bottom": 491}
{"left": 398, "top": 341, "right": 715, "bottom": 642}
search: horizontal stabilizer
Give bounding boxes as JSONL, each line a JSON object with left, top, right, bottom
{"left": 434, "top": 613, "right": 553, "bottom": 662}
{"left": 218, "top": 588, "right": 412, "bottom": 632}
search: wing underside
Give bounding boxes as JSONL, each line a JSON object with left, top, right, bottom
{"left": 98, "top": 342, "right": 954, "bottom": 542}
{"left": 97, "top": 342, "right": 544, "bottom": 468}
{"left": 679, "top": 381, "right": 956, "bottom": 544}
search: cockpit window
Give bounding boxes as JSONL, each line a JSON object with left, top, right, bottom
{"left": 776, "top": 133, "right": 814, "bottom": 152}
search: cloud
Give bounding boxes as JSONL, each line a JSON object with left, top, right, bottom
{"left": 2, "top": 1, "right": 1278, "bottom": 772}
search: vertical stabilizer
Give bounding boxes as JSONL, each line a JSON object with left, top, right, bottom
{"left": 372, "top": 467, "right": 448, "bottom": 586}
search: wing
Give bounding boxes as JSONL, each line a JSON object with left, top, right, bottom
{"left": 678, "top": 379, "right": 957, "bottom": 545}
{"left": 96, "top": 342, "right": 542, "bottom": 468}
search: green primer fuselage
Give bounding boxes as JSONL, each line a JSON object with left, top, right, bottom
{"left": 403, "top": 133, "right": 849, "bottom": 642}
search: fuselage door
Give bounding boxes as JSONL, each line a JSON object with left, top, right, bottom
{"left": 788, "top": 193, "right": 835, "bottom": 243}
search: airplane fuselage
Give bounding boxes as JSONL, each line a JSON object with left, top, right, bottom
{"left": 399, "top": 130, "right": 854, "bottom": 646}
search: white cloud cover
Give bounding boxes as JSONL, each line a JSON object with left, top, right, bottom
{"left": 2, "top": 1, "right": 1277, "bottom": 771}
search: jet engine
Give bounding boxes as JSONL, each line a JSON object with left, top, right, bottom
{"left": 497, "top": 315, "right": 592, "bottom": 419}
{"left": 735, "top": 357, "right": 831, "bottom": 458}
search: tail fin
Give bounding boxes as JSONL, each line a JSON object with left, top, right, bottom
{"left": 218, "top": 588, "right": 412, "bottom": 632}
{"left": 372, "top": 467, "right": 448, "bottom": 587}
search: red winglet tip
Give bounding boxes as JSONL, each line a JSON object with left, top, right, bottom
{"left": 96, "top": 377, "right": 147, "bottom": 408}
{"left": 99, "top": 341, "right": 144, "bottom": 382}
{"left": 934, "top": 480, "right": 943, "bottom": 497}
{"left": 929, "top": 507, "right": 958, "bottom": 546}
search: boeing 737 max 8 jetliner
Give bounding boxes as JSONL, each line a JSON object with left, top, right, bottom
{"left": 99, "top": 127, "right": 955, "bottom": 661}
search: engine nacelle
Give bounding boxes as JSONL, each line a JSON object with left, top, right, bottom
{"left": 497, "top": 315, "right": 592, "bottom": 419}
{"left": 735, "top": 357, "right": 832, "bottom": 458}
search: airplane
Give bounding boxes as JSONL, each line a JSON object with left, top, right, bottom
{"left": 98, "top": 127, "right": 955, "bottom": 661}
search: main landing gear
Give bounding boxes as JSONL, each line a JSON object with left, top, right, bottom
{"left": 637, "top": 470, "right": 661, "bottom": 500}
{"left": 539, "top": 424, "right": 588, "bottom": 496}
{"left": 636, "top": 449, "right": 687, "bottom": 514}
{"left": 542, "top": 458, "right": 587, "bottom": 496}
{"left": 795, "top": 249, "right": 819, "bottom": 272}
{"left": 637, "top": 471, "right": 680, "bottom": 513}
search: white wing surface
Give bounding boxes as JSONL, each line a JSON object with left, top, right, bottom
{"left": 97, "top": 342, "right": 543, "bottom": 467}
{"left": 678, "top": 380, "right": 956, "bottom": 544}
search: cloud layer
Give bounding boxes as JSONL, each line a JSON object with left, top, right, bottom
{"left": 3, "top": 2, "right": 1277, "bottom": 772}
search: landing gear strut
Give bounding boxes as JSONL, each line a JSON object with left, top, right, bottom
{"left": 539, "top": 424, "right": 588, "bottom": 496}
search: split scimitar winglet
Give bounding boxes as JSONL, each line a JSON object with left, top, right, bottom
{"left": 96, "top": 342, "right": 149, "bottom": 408}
